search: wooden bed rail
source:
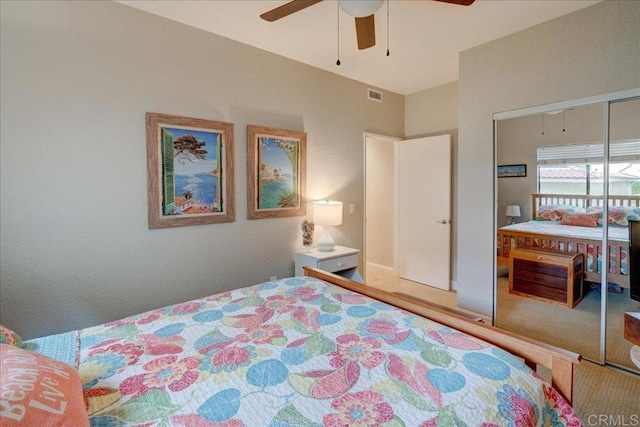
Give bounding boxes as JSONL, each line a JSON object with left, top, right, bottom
{"left": 497, "top": 228, "right": 630, "bottom": 288}
{"left": 304, "top": 267, "right": 581, "bottom": 405}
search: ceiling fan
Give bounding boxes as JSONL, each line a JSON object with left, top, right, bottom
{"left": 260, "top": 0, "right": 475, "bottom": 50}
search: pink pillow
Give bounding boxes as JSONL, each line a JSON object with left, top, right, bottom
{"left": 536, "top": 209, "right": 565, "bottom": 221}
{"left": 0, "top": 344, "right": 89, "bottom": 426}
{"left": 586, "top": 205, "right": 640, "bottom": 226}
{"left": 560, "top": 212, "right": 600, "bottom": 227}
{"left": 536, "top": 204, "right": 584, "bottom": 221}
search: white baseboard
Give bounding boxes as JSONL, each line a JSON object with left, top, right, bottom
{"left": 366, "top": 261, "right": 394, "bottom": 273}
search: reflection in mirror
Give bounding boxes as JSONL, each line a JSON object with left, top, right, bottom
{"left": 495, "top": 103, "right": 604, "bottom": 363}
{"left": 496, "top": 97, "right": 640, "bottom": 373}
{"left": 606, "top": 98, "right": 640, "bottom": 373}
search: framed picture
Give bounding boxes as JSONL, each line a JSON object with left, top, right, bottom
{"left": 247, "top": 125, "right": 306, "bottom": 219}
{"left": 497, "top": 164, "right": 527, "bottom": 178}
{"left": 146, "top": 112, "right": 234, "bottom": 229}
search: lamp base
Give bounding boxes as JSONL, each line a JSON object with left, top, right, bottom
{"left": 317, "top": 227, "right": 335, "bottom": 252}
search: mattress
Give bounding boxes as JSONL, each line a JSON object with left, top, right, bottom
{"left": 27, "top": 277, "right": 582, "bottom": 425}
{"left": 500, "top": 220, "right": 629, "bottom": 242}
{"left": 23, "top": 330, "right": 79, "bottom": 367}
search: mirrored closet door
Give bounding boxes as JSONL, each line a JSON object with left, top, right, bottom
{"left": 494, "top": 91, "right": 640, "bottom": 372}
{"left": 605, "top": 98, "right": 640, "bottom": 372}
{"left": 495, "top": 103, "right": 604, "bottom": 363}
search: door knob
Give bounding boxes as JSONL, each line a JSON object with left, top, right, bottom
{"left": 436, "top": 219, "right": 449, "bottom": 224}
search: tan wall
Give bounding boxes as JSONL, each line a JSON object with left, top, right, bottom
{"left": 406, "top": 82, "right": 458, "bottom": 137}
{"left": 0, "top": 1, "right": 404, "bottom": 338}
{"left": 457, "top": 1, "right": 640, "bottom": 316}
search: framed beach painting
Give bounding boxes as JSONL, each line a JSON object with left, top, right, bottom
{"left": 247, "top": 125, "right": 306, "bottom": 219}
{"left": 146, "top": 113, "right": 234, "bottom": 229}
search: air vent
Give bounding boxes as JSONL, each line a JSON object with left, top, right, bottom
{"left": 368, "top": 88, "right": 383, "bottom": 103}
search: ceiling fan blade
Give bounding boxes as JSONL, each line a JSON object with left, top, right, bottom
{"left": 433, "top": 0, "right": 475, "bottom": 5}
{"left": 260, "top": 0, "right": 323, "bottom": 22}
{"left": 355, "top": 15, "right": 376, "bottom": 50}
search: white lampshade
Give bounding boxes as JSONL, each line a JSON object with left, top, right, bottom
{"left": 338, "top": 0, "right": 384, "bottom": 17}
{"left": 313, "top": 200, "right": 343, "bottom": 226}
{"left": 313, "top": 200, "right": 343, "bottom": 251}
{"left": 505, "top": 205, "right": 521, "bottom": 217}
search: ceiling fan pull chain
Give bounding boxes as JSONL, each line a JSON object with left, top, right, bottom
{"left": 386, "top": 0, "right": 390, "bottom": 57}
{"left": 261, "top": 0, "right": 475, "bottom": 58}
{"left": 336, "top": 2, "right": 341, "bottom": 66}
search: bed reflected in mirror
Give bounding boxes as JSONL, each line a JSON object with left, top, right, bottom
{"left": 495, "top": 97, "right": 640, "bottom": 373}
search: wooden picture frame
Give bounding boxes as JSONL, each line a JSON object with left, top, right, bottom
{"left": 146, "top": 112, "right": 234, "bottom": 229}
{"left": 497, "top": 164, "right": 527, "bottom": 178}
{"left": 247, "top": 125, "right": 306, "bottom": 219}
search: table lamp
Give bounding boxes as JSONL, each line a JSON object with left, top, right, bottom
{"left": 313, "top": 200, "right": 343, "bottom": 252}
{"left": 506, "top": 205, "right": 521, "bottom": 225}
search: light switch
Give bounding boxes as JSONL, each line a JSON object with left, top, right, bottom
{"left": 349, "top": 203, "right": 356, "bottom": 214}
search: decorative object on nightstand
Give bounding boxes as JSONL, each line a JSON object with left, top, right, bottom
{"left": 313, "top": 200, "right": 343, "bottom": 252}
{"left": 301, "top": 219, "right": 314, "bottom": 251}
{"left": 295, "top": 245, "right": 363, "bottom": 282}
{"left": 505, "top": 205, "right": 521, "bottom": 225}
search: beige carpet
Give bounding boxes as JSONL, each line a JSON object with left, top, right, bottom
{"left": 538, "top": 362, "right": 640, "bottom": 420}
{"left": 365, "top": 265, "right": 640, "bottom": 420}
{"left": 496, "top": 277, "right": 640, "bottom": 370}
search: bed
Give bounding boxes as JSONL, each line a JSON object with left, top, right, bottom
{"left": 2, "top": 268, "right": 582, "bottom": 426}
{"left": 498, "top": 193, "right": 640, "bottom": 288}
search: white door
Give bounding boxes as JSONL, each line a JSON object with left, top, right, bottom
{"left": 396, "top": 134, "right": 451, "bottom": 290}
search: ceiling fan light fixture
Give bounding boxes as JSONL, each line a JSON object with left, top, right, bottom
{"left": 338, "top": 0, "right": 384, "bottom": 18}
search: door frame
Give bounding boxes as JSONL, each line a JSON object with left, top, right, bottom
{"left": 363, "top": 132, "right": 401, "bottom": 281}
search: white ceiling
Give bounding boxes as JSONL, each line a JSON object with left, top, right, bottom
{"left": 118, "top": 0, "right": 600, "bottom": 95}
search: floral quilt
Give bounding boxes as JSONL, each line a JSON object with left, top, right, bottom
{"left": 78, "top": 277, "right": 582, "bottom": 426}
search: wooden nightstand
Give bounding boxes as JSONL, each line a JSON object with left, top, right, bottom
{"left": 295, "top": 245, "right": 363, "bottom": 282}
